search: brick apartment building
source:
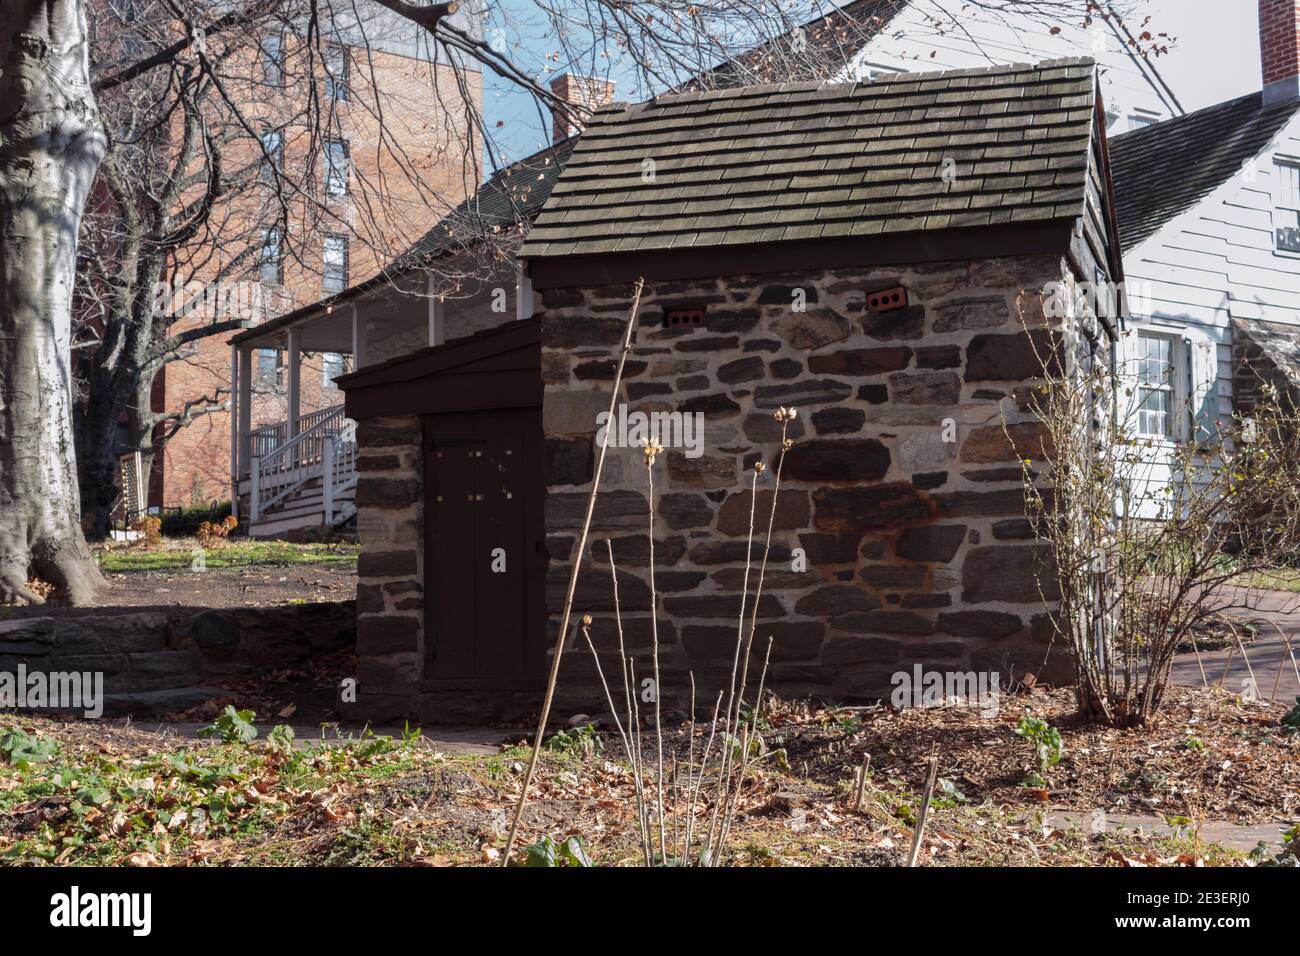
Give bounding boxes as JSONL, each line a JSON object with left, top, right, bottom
{"left": 151, "top": 8, "right": 482, "bottom": 508}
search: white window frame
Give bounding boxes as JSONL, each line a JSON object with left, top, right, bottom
{"left": 322, "top": 234, "right": 348, "bottom": 294}
{"left": 1273, "top": 156, "right": 1300, "bottom": 255}
{"left": 322, "top": 352, "right": 346, "bottom": 390}
{"left": 324, "top": 139, "right": 349, "bottom": 199}
{"left": 1134, "top": 330, "right": 1183, "bottom": 442}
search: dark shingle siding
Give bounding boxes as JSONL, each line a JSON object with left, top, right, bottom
{"left": 681, "top": 0, "right": 911, "bottom": 91}
{"left": 1110, "top": 92, "right": 1300, "bottom": 250}
{"left": 522, "top": 59, "right": 1098, "bottom": 260}
{"left": 402, "top": 138, "right": 576, "bottom": 265}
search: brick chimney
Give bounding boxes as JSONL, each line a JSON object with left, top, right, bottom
{"left": 550, "top": 73, "right": 616, "bottom": 143}
{"left": 1261, "top": 0, "right": 1300, "bottom": 104}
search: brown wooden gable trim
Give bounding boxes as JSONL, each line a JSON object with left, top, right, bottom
{"left": 1092, "top": 92, "right": 1130, "bottom": 325}
{"left": 526, "top": 219, "right": 1077, "bottom": 290}
{"left": 340, "top": 317, "right": 541, "bottom": 419}
{"left": 1060, "top": 96, "right": 1123, "bottom": 341}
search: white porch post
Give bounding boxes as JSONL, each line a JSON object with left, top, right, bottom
{"left": 286, "top": 327, "right": 302, "bottom": 434}
{"left": 427, "top": 272, "right": 444, "bottom": 346}
{"left": 351, "top": 305, "right": 367, "bottom": 369}
{"left": 516, "top": 263, "right": 534, "bottom": 321}
{"left": 250, "top": 458, "right": 261, "bottom": 524}
{"left": 237, "top": 346, "right": 253, "bottom": 476}
{"left": 286, "top": 327, "right": 302, "bottom": 469}
{"left": 322, "top": 438, "right": 335, "bottom": 525}
{"left": 229, "top": 345, "right": 240, "bottom": 521}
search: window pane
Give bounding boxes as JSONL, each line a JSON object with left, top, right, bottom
{"left": 325, "top": 141, "right": 348, "bottom": 198}
{"left": 1138, "top": 334, "right": 1171, "bottom": 386}
{"left": 323, "top": 235, "right": 347, "bottom": 293}
{"left": 1280, "top": 162, "right": 1300, "bottom": 210}
{"left": 1138, "top": 388, "right": 1172, "bottom": 438}
{"left": 260, "top": 130, "right": 282, "bottom": 183}
{"left": 322, "top": 352, "right": 345, "bottom": 388}
{"left": 325, "top": 46, "right": 348, "bottom": 101}
{"left": 261, "top": 34, "right": 283, "bottom": 86}
{"left": 259, "top": 227, "right": 281, "bottom": 284}
{"left": 1135, "top": 334, "right": 1175, "bottom": 438}
{"left": 256, "top": 348, "right": 278, "bottom": 384}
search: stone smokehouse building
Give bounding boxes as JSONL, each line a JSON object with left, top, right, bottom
{"left": 339, "top": 58, "right": 1124, "bottom": 722}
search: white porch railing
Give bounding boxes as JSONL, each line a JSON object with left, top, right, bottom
{"left": 322, "top": 418, "right": 358, "bottom": 524}
{"left": 248, "top": 405, "right": 357, "bottom": 525}
{"left": 248, "top": 404, "right": 344, "bottom": 461}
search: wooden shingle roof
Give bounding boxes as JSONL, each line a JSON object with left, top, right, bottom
{"left": 520, "top": 58, "right": 1099, "bottom": 261}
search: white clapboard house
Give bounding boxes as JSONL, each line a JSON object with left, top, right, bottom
{"left": 837, "top": 0, "right": 1183, "bottom": 134}
{"left": 1106, "top": 0, "right": 1300, "bottom": 510}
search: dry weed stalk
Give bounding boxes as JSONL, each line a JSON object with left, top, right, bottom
{"left": 906, "top": 754, "right": 939, "bottom": 867}
{"left": 566, "top": 407, "right": 797, "bottom": 866}
{"left": 501, "top": 277, "right": 645, "bottom": 866}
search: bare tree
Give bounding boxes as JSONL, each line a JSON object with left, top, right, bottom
{"left": 1, "top": 1, "right": 108, "bottom": 605}
{"left": 3, "top": 0, "right": 1165, "bottom": 606}
{"left": 73, "top": 0, "right": 484, "bottom": 537}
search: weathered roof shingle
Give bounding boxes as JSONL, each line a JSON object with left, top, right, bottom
{"left": 1110, "top": 92, "right": 1300, "bottom": 251}
{"left": 521, "top": 58, "right": 1099, "bottom": 260}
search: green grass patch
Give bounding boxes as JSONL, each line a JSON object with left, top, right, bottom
{"left": 0, "top": 718, "right": 427, "bottom": 866}
{"left": 96, "top": 538, "right": 359, "bottom": 574}
{"left": 1235, "top": 569, "right": 1300, "bottom": 593}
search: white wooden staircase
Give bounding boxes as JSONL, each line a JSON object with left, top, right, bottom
{"left": 239, "top": 405, "right": 359, "bottom": 538}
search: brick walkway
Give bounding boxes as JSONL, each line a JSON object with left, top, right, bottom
{"left": 1045, "top": 812, "right": 1291, "bottom": 853}
{"left": 1170, "top": 589, "right": 1300, "bottom": 704}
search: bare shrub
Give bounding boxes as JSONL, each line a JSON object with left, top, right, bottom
{"left": 1022, "top": 316, "right": 1300, "bottom": 727}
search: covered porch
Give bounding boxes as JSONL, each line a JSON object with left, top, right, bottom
{"left": 229, "top": 257, "right": 535, "bottom": 536}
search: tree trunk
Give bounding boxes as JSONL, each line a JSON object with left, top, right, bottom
{"left": 0, "top": 1, "right": 106, "bottom": 604}
{"left": 74, "top": 377, "right": 125, "bottom": 541}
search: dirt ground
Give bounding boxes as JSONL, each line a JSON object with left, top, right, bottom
{"left": 91, "top": 564, "right": 355, "bottom": 609}
{"left": 2, "top": 548, "right": 358, "bottom": 726}
{"left": 1, "top": 683, "right": 1295, "bottom": 867}
{"left": 2, "top": 549, "right": 1296, "bottom": 866}
{"left": 6, "top": 566, "right": 354, "bottom": 619}
{"left": 781, "top": 685, "right": 1297, "bottom": 825}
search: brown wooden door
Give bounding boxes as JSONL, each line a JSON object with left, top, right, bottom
{"left": 424, "top": 408, "right": 545, "bottom": 683}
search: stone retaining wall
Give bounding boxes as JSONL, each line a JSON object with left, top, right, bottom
{"left": 0, "top": 602, "right": 354, "bottom": 717}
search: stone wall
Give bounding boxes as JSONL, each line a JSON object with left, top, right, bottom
{"left": 540, "top": 255, "right": 1078, "bottom": 708}
{"left": 1232, "top": 322, "right": 1300, "bottom": 416}
{"left": 347, "top": 415, "right": 426, "bottom": 720}
{"left": 0, "top": 602, "right": 353, "bottom": 716}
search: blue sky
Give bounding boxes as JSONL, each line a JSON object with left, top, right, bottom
{"left": 478, "top": 0, "right": 1266, "bottom": 172}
